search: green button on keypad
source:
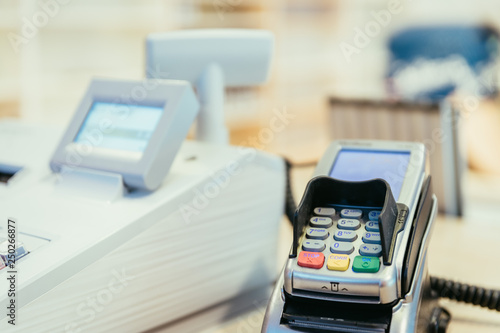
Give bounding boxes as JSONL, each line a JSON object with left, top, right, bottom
{"left": 352, "top": 256, "right": 380, "bottom": 273}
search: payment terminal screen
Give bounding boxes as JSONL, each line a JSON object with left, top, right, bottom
{"left": 329, "top": 150, "right": 411, "bottom": 200}
{"left": 74, "top": 102, "right": 163, "bottom": 152}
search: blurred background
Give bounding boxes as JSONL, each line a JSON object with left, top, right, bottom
{"left": 2, "top": 0, "right": 500, "bottom": 215}
{"left": 4, "top": 2, "right": 500, "bottom": 332}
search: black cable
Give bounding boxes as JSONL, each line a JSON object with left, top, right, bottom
{"left": 284, "top": 158, "right": 500, "bottom": 312}
{"left": 284, "top": 158, "right": 297, "bottom": 225}
{"left": 430, "top": 276, "right": 500, "bottom": 311}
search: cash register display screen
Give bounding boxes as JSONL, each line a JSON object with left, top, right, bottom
{"left": 329, "top": 150, "right": 411, "bottom": 200}
{"left": 74, "top": 102, "right": 163, "bottom": 153}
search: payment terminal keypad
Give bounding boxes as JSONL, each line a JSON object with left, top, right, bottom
{"left": 298, "top": 206, "right": 382, "bottom": 273}
{"left": 365, "top": 221, "right": 379, "bottom": 232}
{"left": 362, "top": 232, "right": 381, "bottom": 244}
{"left": 337, "top": 219, "right": 360, "bottom": 230}
{"left": 298, "top": 251, "right": 325, "bottom": 269}
{"left": 334, "top": 230, "right": 357, "bottom": 242}
{"left": 313, "top": 207, "right": 336, "bottom": 216}
{"left": 306, "top": 228, "right": 329, "bottom": 240}
{"left": 303, "top": 240, "right": 326, "bottom": 252}
{"left": 309, "top": 217, "right": 332, "bottom": 228}
{"left": 330, "top": 242, "right": 354, "bottom": 254}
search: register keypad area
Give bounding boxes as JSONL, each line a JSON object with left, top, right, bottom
{"left": 0, "top": 230, "right": 50, "bottom": 271}
{"left": 298, "top": 206, "right": 383, "bottom": 273}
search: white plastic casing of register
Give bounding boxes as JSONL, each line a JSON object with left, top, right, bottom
{"left": 0, "top": 122, "right": 285, "bottom": 333}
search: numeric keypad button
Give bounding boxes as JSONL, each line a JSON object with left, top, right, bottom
{"left": 302, "top": 240, "right": 326, "bottom": 252}
{"left": 330, "top": 242, "right": 354, "bottom": 254}
{"left": 337, "top": 218, "right": 360, "bottom": 230}
{"left": 340, "top": 209, "right": 362, "bottom": 219}
{"left": 334, "top": 230, "right": 358, "bottom": 242}
{"left": 306, "top": 228, "right": 329, "bottom": 240}
{"left": 313, "top": 207, "right": 336, "bottom": 216}
{"left": 368, "top": 211, "right": 381, "bottom": 221}
{"left": 365, "top": 221, "right": 379, "bottom": 232}
{"left": 310, "top": 217, "right": 333, "bottom": 228}
{"left": 359, "top": 244, "right": 382, "bottom": 257}
{"left": 362, "top": 232, "right": 381, "bottom": 244}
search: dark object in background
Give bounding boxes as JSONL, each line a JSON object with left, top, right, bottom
{"left": 327, "top": 98, "right": 464, "bottom": 216}
{"left": 387, "top": 25, "right": 499, "bottom": 101}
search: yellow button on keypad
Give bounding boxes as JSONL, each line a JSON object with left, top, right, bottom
{"left": 327, "top": 254, "right": 350, "bottom": 271}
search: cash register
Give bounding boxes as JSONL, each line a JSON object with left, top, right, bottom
{"left": 0, "top": 77, "right": 284, "bottom": 332}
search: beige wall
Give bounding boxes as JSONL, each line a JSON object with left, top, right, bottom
{"left": 2, "top": 0, "right": 500, "bottom": 166}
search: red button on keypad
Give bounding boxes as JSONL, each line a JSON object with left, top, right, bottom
{"left": 298, "top": 251, "right": 325, "bottom": 269}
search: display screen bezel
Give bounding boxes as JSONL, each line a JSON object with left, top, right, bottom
{"left": 328, "top": 149, "right": 411, "bottom": 200}
{"left": 312, "top": 140, "right": 426, "bottom": 205}
{"left": 50, "top": 79, "right": 192, "bottom": 180}
{"left": 72, "top": 101, "right": 165, "bottom": 156}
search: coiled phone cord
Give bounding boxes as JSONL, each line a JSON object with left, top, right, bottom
{"left": 430, "top": 277, "right": 500, "bottom": 311}
{"left": 284, "top": 158, "right": 500, "bottom": 312}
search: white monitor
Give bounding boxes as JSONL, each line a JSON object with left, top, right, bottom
{"left": 50, "top": 78, "right": 199, "bottom": 190}
{"left": 145, "top": 29, "right": 274, "bottom": 87}
{"left": 145, "top": 29, "right": 274, "bottom": 144}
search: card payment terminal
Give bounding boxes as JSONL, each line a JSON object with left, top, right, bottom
{"left": 262, "top": 140, "right": 446, "bottom": 332}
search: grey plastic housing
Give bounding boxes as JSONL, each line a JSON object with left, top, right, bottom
{"left": 50, "top": 78, "right": 200, "bottom": 190}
